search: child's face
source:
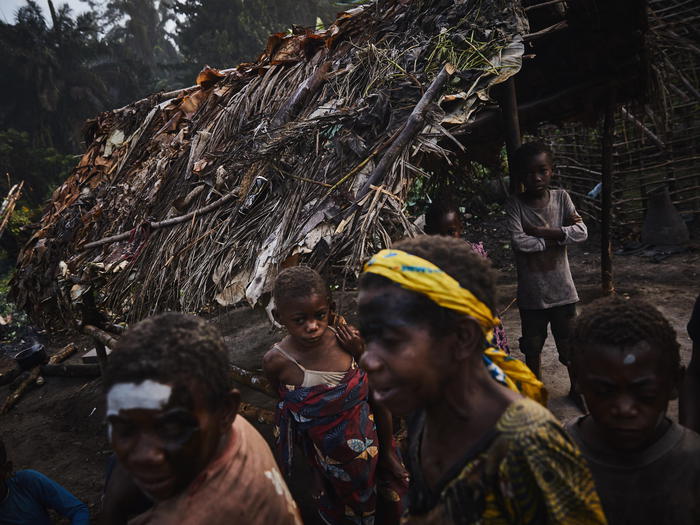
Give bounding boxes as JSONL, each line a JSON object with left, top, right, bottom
{"left": 437, "top": 211, "right": 463, "bottom": 239}
{"left": 576, "top": 341, "right": 676, "bottom": 451}
{"left": 358, "top": 285, "right": 453, "bottom": 416}
{"left": 107, "top": 380, "right": 238, "bottom": 501}
{"left": 275, "top": 293, "right": 331, "bottom": 347}
{"left": 520, "top": 152, "right": 553, "bottom": 195}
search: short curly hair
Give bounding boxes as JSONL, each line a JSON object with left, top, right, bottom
{"left": 571, "top": 296, "right": 681, "bottom": 374}
{"left": 273, "top": 266, "right": 330, "bottom": 304}
{"left": 424, "top": 200, "right": 459, "bottom": 236}
{"left": 512, "top": 142, "right": 553, "bottom": 179}
{"left": 104, "top": 313, "right": 232, "bottom": 409}
{"left": 360, "top": 235, "right": 497, "bottom": 337}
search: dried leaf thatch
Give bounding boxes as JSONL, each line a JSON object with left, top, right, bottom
{"left": 12, "top": 0, "right": 531, "bottom": 327}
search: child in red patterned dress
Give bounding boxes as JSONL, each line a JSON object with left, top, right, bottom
{"left": 263, "top": 266, "right": 407, "bottom": 525}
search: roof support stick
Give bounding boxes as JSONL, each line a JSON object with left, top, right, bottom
{"left": 356, "top": 63, "right": 454, "bottom": 200}
{"left": 601, "top": 86, "right": 616, "bottom": 295}
{"left": 497, "top": 77, "right": 522, "bottom": 194}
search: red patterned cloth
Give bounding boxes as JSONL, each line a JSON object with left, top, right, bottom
{"left": 276, "top": 366, "right": 406, "bottom": 524}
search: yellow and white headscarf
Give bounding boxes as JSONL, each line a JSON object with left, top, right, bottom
{"left": 364, "top": 249, "right": 547, "bottom": 405}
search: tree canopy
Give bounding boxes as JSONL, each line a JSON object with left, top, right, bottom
{"left": 0, "top": 0, "right": 338, "bottom": 203}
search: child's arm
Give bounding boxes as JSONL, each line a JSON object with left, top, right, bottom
{"left": 262, "top": 348, "right": 285, "bottom": 393}
{"left": 370, "top": 397, "right": 407, "bottom": 480}
{"left": 335, "top": 323, "right": 365, "bottom": 359}
{"left": 505, "top": 198, "right": 547, "bottom": 252}
{"left": 558, "top": 191, "right": 588, "bottom": 244}
{"left": 335, "top": 323, "right": 407, "bottom": 478}
{"left": 23, "top": 470, "right": 90, "bottom": 525}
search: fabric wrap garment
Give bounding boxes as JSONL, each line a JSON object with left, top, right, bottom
{"left": 364, "top": 249, "right": 546, "bottom": 404}
{"left": 276, "top": 365, "right": 405, "bottom": 524}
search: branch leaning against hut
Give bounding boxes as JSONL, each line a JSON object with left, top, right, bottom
{"left": 0, "top": 182, "right": 24, "bottom": 238}
{"left": 356, "top": 63, "right": 455, "bottom": 199}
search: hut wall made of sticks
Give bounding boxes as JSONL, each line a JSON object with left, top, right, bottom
{"left": 535, "top": 0, "right": 700, "bottom": 237}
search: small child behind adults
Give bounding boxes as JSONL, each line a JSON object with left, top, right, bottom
{"left": 0, "top": 438, "right": 88, "bottom": 524}
{"left": 566, "top": 296, "right": 700, "bottom": 524}
{"left": 505, "top": 142, "right": 587, "bottom": 401}
{"left": 102, "top": 312, "right": 302, "bottom": 525}
{"left": 425, "top": 199, "right": 510, "bottom": 353}
{"left": 263, "top": 266, "right": 407, "bottom": 525}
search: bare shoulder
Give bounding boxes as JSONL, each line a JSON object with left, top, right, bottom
{"left": 262, "top": 344, "right": 288, "bottom": 377}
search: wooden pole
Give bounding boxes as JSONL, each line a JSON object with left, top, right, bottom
{"left": 356, "top": 63, "right": 455, "bottom": 200}
{"left": 497, "top": 77, "right": 522, "bottom": 194}
{"left": 601, "top": 87, "right": 616, "bottom": 295}
{"left": 82, "top": 325, "right": 119, "bottom": 349}
{"left": 1, "top": 344, "right": 77, "bottom": 414}
{"left": 230, "top": 364, "right": 275, "bottom": 397}
{"left": 94, "top": 340, "right": 109, "bottom": 377}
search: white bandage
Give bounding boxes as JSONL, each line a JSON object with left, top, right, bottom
{"left": 107, "top": 380, "right": 172, "bottom": 416}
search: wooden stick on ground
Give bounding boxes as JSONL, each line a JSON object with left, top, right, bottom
{"left": 1, "top": 343, "right": 77, "bottom": 415}
{"left": 82, "top": 325, "right": 119, "bottom": 349}
{"left": 238, "top": 402, "right": 275, "bottom": 425}
{"left": 230, "top": 364, "right": 275, "bottom": 397}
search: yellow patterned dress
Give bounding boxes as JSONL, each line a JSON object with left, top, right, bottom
{"left": 404, "top": 398, "right": 607, "bottom": 525}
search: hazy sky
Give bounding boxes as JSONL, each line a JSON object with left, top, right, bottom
{"left": 0, "top": 0, "right": 89, "bottom": 23}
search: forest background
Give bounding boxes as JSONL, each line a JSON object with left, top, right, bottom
{"left": 0, "top": 0, "right": 357, "bottom": 311}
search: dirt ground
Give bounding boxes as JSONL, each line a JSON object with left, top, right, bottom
{"left": 0, "top": 226, "right": 697, "bottom": 522}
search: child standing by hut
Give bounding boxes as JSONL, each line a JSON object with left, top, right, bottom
{"left": 263, "top": 266, "right": 406, "bottom": 525}
{"left": 505, "top": 142, "right": 587, "bottom": 401}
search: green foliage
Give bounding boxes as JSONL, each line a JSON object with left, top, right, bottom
{"left": 0, "top": 129, "right": 75, "bottom": 204}
{"left": 174, "top": 0, "right": 338, "bottom": 81}
{"left": 0, "top": 0, "right": 342, "bottom": 203}
{"left": 0, "top": 268, "right": 28, "bottom": 336}
{"left": 89, "top": 0, "right": 181, "bottom": 90}
{"left": 6, "top": 205, "right": 35, "bottom": 237}
{"left": 0, "top": 0, "right": 151, "bottom": 153}
{"left": 406, "top": 158, "right": 509, "bottom": 219}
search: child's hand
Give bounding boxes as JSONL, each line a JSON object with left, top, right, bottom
{"left": 523, "top": 223, "right": 545, "bottom": 238}
{"left": 378, "top": 450, "right": 409, "bottom": 483}
{"left": 336, "top": 323, "right": 365, "bottom": 358}
{"left": 564, "top": 213, "right": 583, "bottom": 226}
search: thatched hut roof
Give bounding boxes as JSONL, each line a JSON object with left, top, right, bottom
{"left": 11, "top": 0, "right": 647, "bottom": 328}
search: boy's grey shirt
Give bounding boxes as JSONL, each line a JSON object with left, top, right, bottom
{"left": 505, "top": 188, "right": 587, "bottom": 310}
